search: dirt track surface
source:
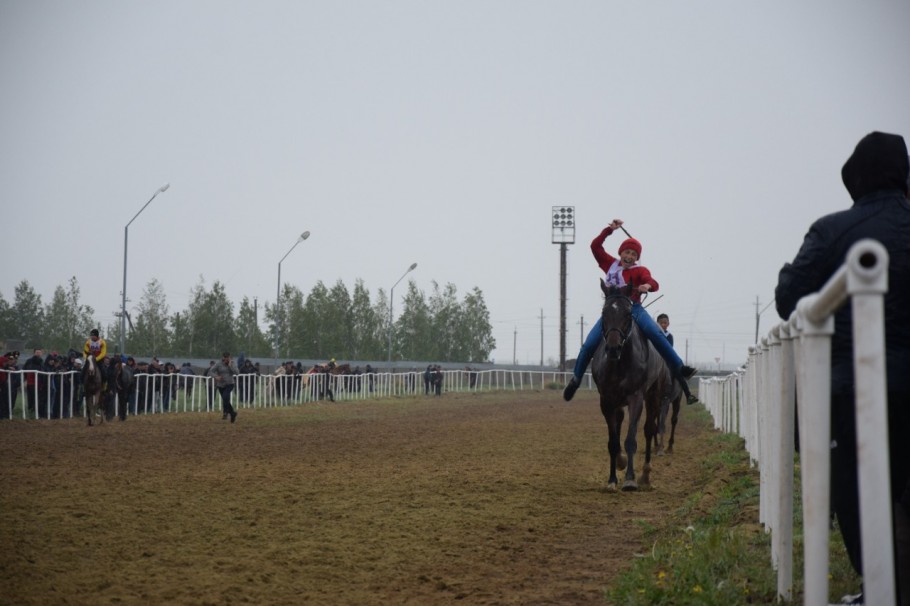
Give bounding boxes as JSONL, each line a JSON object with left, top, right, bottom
{"left": 0, "top": 390, "right": 714, "bottom": 605}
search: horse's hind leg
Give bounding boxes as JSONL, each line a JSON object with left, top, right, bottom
{"left": 640, "top": 408, "right": 658, "bottom": 487}
{"left": 656, "top": 397, "right": 669, "bottom": 455}
{"left": 667, "top": 396, "right": 681, "bottom": 454}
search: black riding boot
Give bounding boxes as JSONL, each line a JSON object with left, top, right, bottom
{"left": 676, "top": 368, "right": 698, "bottom": 405}
{"left": 563, "top": 376, "right": 580, "bottom": 402}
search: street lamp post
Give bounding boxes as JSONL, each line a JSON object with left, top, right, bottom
{"left": 387, "top": 262, "right": 417, "bottom": 364}
{"left": 275, "top": 231, "right": 310, "bottom": 360}
{"left": 120, "top": 183, "right": 170, "bottom": 355}
{"left": 552, "top": 207, "right": 575, "bottom": 371}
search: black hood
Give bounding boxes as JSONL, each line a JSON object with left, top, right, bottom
{"left": 840, "top": 131, "right": 909, "bottom": 201}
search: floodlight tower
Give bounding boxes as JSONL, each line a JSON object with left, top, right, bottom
{"left": 551, "top": 207, "right": 575, "bottom": 371}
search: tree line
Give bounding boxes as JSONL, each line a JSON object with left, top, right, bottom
{"left": 0, "top": 276, "right": 496, "bottom": 363}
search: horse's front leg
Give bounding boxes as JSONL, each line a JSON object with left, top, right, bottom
{"left": 622, "top": 399, "right": 643, "bottom": 491}
{"left": 85, "top": 395, "right": 94, "bottom": 426}
{"left": 601, "top": 404, "right": 621, "bottom": 491}
{"left": 615, "top": 407, "right": 627, "bottom": 471}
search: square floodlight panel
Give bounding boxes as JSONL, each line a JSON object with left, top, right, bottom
{"left": 551, "top": 206, "right": 575, "bottom": 244}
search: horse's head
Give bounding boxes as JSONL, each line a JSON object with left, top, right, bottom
{"left": 599, "top": 282, "right": 634, "bottom": 361}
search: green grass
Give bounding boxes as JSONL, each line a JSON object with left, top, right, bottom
{"left": 607, "top": 406, "right": 862, "bottom": 605}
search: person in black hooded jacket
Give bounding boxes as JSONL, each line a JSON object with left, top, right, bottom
{"left": 776, "top": 131, "right": 910, "bottom": 605}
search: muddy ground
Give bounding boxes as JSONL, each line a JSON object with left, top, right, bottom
{"left": 0, "top": 389, "right": 722, "bottom": 605}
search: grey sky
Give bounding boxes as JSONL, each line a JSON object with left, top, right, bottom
{"left": 3, "top": 1, "right": 909, "bottom": 366}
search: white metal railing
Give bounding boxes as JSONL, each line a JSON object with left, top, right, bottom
{"left": 1, "top": 367, "right": 581, "bottom": 420}
{"left": 701, "top": 239, "right": 895, "bottom": 605}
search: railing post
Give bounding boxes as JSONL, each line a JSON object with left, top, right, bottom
{"left": 845, "top": 239, "right": 895, "bottom": 606}
{"left": 776, "top": 321, "right": 796, "bottom": 601}
{"left": 795, "top": 293, "right": 835, "bottom": 606}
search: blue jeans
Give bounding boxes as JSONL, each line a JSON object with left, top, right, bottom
{"left": 573, "top": 303, "right": 683, "bottom": 379}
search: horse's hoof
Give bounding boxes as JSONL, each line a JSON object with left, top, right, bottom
{"left": 606, "top": 483, "right": 618, "bottom": 492}
{"left": 622, "top": 480, "right": 638, "bottom": 491}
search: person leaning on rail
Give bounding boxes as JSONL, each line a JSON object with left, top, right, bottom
{"left": 775, "top": 131, "right": 910, "bottom": 606}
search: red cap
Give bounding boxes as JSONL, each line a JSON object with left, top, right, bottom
{"left": 618, "top": 238, "right": 642, "bottom": 259}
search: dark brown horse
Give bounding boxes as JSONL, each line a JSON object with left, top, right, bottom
{"left": 591, "top": 283, "right": 672, "bottom": 490}
{"left": 112, "top": 359, "right": 133, "bottom": 421}
{"left": 329, "top": 363, "right": 351, "bottom": 375}
{"left": 82, "top": 355, "right": 104, "bottom": 426}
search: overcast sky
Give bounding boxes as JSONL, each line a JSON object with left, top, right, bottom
{"left": 2, "top": 1, "right": 909, "bottom": 366}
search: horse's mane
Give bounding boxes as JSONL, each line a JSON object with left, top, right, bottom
{"left": 600, "top": 281, "right": 634, "bottom": 300}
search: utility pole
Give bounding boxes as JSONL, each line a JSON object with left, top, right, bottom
{"left": 513, "top": 326, "right": 517, "bottom": 365}
{"left": 754, "top": 295, "right": 760, "bottom": 344}
{"left": 539, "top": 308, "right": 545, "bottom": 366}
{"left": 755, "top": 295, "right": 776, "bottom": 343}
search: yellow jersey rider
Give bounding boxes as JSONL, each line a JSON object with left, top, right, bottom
{"left": 83, "top": 328, "right": 107, "bottom": 364}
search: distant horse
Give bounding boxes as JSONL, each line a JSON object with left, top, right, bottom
{"left": 82, "top": 355, "right": 104, "bottom": 426}
{"left": 656, "top": 381, "right": 683, "bottom": 455}
{"left": 330, "top": 363, "right": 352, "bottom": 394}
{"left": 591, "top": 282, "right": 672, "bottom": 490}
{"left": 329, "top": 363, "right": 351, "bottom": 375}
{"left": 112, "top": 359, "right": 134, "bottom": 421}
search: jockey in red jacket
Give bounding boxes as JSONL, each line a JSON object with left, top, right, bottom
{"left": 563, "top": 219, "right": 697, "bottom": 404}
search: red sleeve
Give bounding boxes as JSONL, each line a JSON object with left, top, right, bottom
{"left": 590, "top": 227, "right": 617, "bottom": 273}
{"left": 625, "top": 267, "right": 659, "bottom": 293}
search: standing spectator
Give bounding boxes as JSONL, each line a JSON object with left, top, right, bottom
{"left": 22, "top": 349, "right": 46, "bottom": 419}
{"left": 656, "top": 313, "right": 674, "bottom": 346}
{"left": 125, "top": 357, "right": 137, "bottom": 415}
{"left": 775, "top": 131, "right": 910, "bottom": 605}
{"left": 205, "top": 361, "right": 217, "bottom": 413}
{"left": 433, "top": 365, "right": 443, "bottom": 396}
{"left": 0, "top": 352, "right": 13, "bottom": 419}
{"left": 179, "top": 362, "right": 196, "bottom": 402}
{"left": 147, "top": 358, "right": 164, "bottom": 413}
{"left": 5, "top": 351, "right": 21, "bottom": 416}
{"left": 212, "top": 352, "right": 238, "bottom": 423}
{"left": 294, "top": 362, "right": 305, "bottom": 401}
{"left": 424, "top": 365, "right": 432, "bottom": 395}
{"left": 238, "top": 358, "right": 258, "bottom": 404}
{"left": 364, "top": 364, "right": 375, "bottom": 393}
{"left": 466, "top": 366, "right": 478, "bottom": 389}
{"left": 160, "top": 362, "right": 177, "bottom": 412}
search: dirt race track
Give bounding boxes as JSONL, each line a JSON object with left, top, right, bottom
{"left": 0, "top": 390, "right": 720, "bottom": 605}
